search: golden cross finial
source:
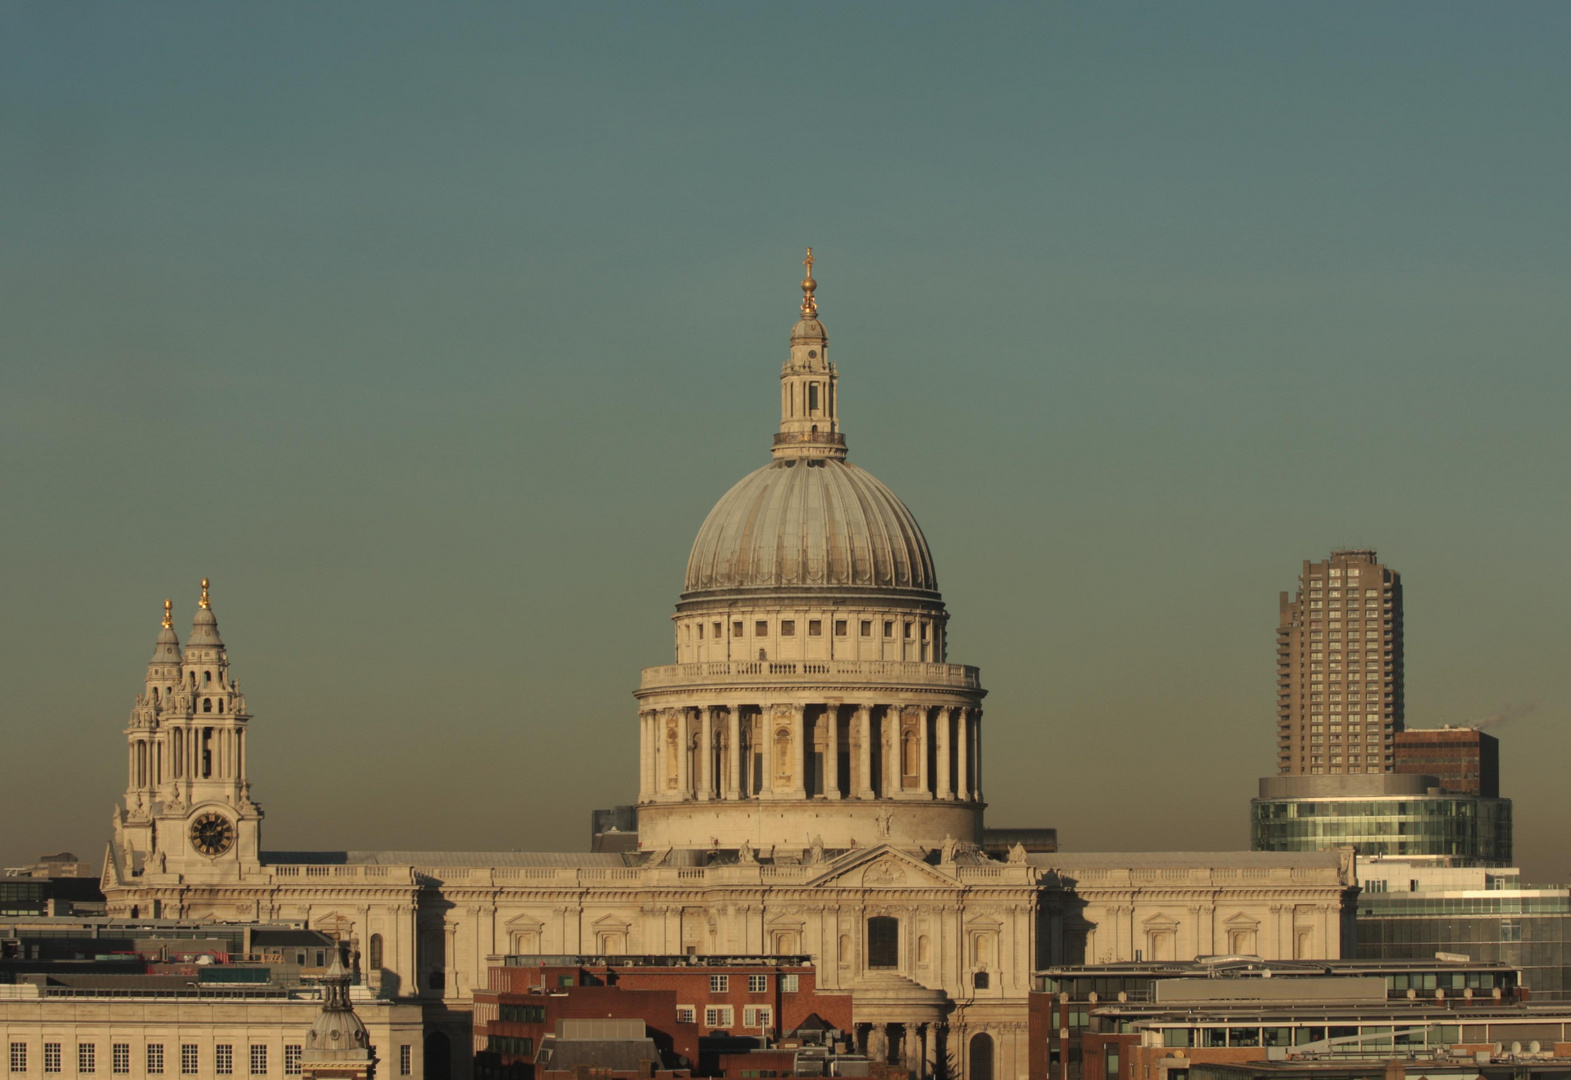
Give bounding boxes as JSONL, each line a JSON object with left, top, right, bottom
{"left": 199, "top": 578, "right": 211, "bottom": 609}
{"left": 800, "top": 247, "right": 818, "bottom": 317}
{"left": 162, "top": 599, "right": 172, "bottom": 629}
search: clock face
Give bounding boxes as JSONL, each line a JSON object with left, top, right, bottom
{"left": 189, "top": 812, "right": 235, "bottom": 857}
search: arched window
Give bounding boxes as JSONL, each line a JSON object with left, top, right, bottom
{"left": 867, "top": 916, "right": 898, "bottom": 969}
{"left": 202, "top": 698, "right": 212, "bottom": 713}
{"left": 969, "top": 1033, "right": 994, "bottom": 1080}
{"left": 368, "top": 934, "right": 384, "bottom": 970}
{"left": 204, "top": 671, "right": 211, "bottom": 685}
{"left": 917, "top": 935, "right": 931, "bottom": 964}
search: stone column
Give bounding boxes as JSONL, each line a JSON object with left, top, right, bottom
{"left": 698, "top": 708, "right": 714, "bottom": 801}
{"left": 904, "top": 1024, "right": 921, "bottom": 1071}
{"left": 789, "top": 705, "right": 807, "bottom": 798}
{"left": 917, "top": 707, "right": 931, "bottom": 798}
{"left": 856, "top": 705, "right": 875, "bottom": 799}
{"left": 726, "top": 706, "right": 743, "bottom": 800}
{"left": 760, "top": 711, "right": 774, "bottom": 797}
{"left": 928, "top": 1023, "right": 943, "bottom": 1079}
{"left": 676, "top": 709, "right": 691, "bottom": 800}
{"left": 956, "top": 709, "right": 970, "bottom": 801}
{"left": 972, "top": 709, "right": 984, "bottom": 802}
{"left": 883, "top": 708, "right": 899, "bottom": 796}
{"left": 936, "top": 707, "right": 953, "bottom": 799}
{"left": 825, "top": 705, "right": 842, "bottom": 799}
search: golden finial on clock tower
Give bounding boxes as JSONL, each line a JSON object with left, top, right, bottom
{"left": 162, "top": 599, "right": 172, "bottom": 629}
{"left": 199, "top": 578, "right": 211, "bottom": 609}
{"left": 800, "top": 247, "right": 817, "bottom": 317}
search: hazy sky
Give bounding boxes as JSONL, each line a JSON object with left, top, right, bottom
{"left": 4, "top": 3, "right": 1569, "bottom": 882}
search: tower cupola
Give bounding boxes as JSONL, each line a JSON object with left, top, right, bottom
{"left": 187, "top": 577, "right": 224, "bottom": 648}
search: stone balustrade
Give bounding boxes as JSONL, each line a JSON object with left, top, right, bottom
{"left": 639, "top": 659, "right": 982, "bottom": 692}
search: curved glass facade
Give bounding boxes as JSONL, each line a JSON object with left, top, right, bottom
{"left": 1250, "top": 795, "right": 1512, "bottom": 864}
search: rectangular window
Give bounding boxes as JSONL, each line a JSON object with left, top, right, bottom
{"left": 9, "top": 1044, "right": 25, "bottom": 1074}
{"left": 780, "top": 620, "right": 796, "bottom": 636}
{"left": 676, "top": 1006, "right": 697, "bottom": 1023}
{"left": 1105, "top": 1046, "right": 1119, "bottom": 1080}
{"left": 714, "top": 622, "right": 723, "bottom": 639}
{"left": 781, "top": 974, "right": 799, "bottom": 993}
{"left": 834, "top": 620, "right": 847, "bottom": 637}
{"left": 250, "top": 1046, "right": 267, "bottom": 1076}
{"left": 79, "top": 1045, "right": 96, "bottom": 1075}
{"left": 744, "top": 1005, "right": 774, "bottom": 1029}
{"left": 216, "top": 1046, "right": 233, "bottom": 1076}
{"left": 148, "top": 1046, "right": 165, "bottom": 1076}
{"left": 181, "top": 1047, "right": 198, "bottom": 1075}
{"left": 755, "top": 621, "right": 768, "bottom": 637}
{"left": 284, "top": 1046, "right": 301, "bottom": 1076}
{"left": 710, "top": 974, "right": 730, "bottom": 993}
{"left": 400, "top": 1046, "right": 412, "bottom": 1077}
{"left": 883, "top": 621, "right": 894, "bottom": 637}
{"left": 903, "top": 621, "right": 913, "bottom": 638}
{"left": 43, "top": 1045, "right": 60, "bottom": 1075}
{"left": 733, "top": 621, "right": 743, "bottom": 638}
{"left": 860, "top": 620, "right": 872, "bottom": 637}
{"left": 113, "top": 1046, "right": 130, "bottom": 1075}
{"left": 748, "top": 974, "right": 768, "bottom": 993}
{"left": 808, "top": 619, "right": 822, "bottom": 636}
{"left": 705, "top": 1005, "right": 735, "bottom": 1028}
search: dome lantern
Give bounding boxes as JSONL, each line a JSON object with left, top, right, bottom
{"left": 774, "top": 247, "right": 846, "bottom": 462}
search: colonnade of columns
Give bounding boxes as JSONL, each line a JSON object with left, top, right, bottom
{"left": 127, "top": 724, "right": 249, "bottom": 798}
{"left": 859, "top": 1021, "right": 944, "bottom": 1076}
{"left": 636, "top": 702, "right": 982, "bottom": 805}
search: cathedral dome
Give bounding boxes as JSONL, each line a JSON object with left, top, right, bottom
{"left": 683, "top": 457, "right": 937, "bottom": 597}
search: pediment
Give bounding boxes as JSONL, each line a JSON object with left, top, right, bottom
{"left": 1142, "top": 912, "right": 1180, "bottom": 930}
{"left": 505, "top": 913, "right": 545, "bottom": 931}
{"left": 806, "top": 845, "right": 957, "bottom": 889}
{"left": 591, "top": 914, "right": 631, "bottom": 931}
{"left": 1223, "top": 912, "right": 1261, "bottom": 929}
{"left": 964, "top": 915, "right": 1003, "bottom": 932}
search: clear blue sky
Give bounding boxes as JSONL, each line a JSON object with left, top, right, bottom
{"left": 3, "top": 3, "right": 1568, "bottom": 879}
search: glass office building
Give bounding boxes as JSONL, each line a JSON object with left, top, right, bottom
{"left": 1250, "top": 773, "right": 1512, "bottom": 865}
{"left": 1355, "top": 859, "right": 1571, "bottom": 1001}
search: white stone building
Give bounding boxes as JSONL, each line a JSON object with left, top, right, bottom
{"left": 98, "top": 254, "right": 1359, "bottom": 1080}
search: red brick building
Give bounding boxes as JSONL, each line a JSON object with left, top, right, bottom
{"left": 1394, "top": 727, "right": 1499, "bottom": 797}
{"left": 473, "top": 955, "right": 854, "bottom": 1078}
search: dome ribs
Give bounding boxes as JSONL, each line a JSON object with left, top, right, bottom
{"left": 681, "top": 460, "right": 938, "bottom": 598}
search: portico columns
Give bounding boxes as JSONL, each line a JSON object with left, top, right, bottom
{"left": 917, "top": 707, "right": 931, "bottom": 798}
{"left": 904, "top": 1024, "right": 920, "bottom": 1071}
{"left": 936, "top": 706, "right": 953, "bottom": 799}
{"left": 825, "top": 705, "right": 842, "bottom": 799}
{"left": 698, "top": 708, "right": 713, "bottom": 800}
{"left": 956, "top": 708, "right": 971, "bottom": 802}
{"left": 726, "top": 706, "right": 742, "bottom": 800}
{"left": 856, "top": 705, "right": 875, "bottom": 799}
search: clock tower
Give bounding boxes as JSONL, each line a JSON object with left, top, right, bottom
{"left": 111, "top": 580, "right": 264, "bottom": 894}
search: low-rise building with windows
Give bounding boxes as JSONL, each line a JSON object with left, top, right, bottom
{"left": 0, "top": 981, "right": 423, "bottom": 1080}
